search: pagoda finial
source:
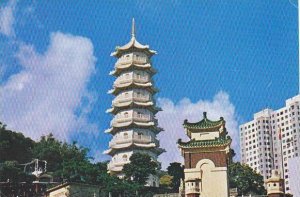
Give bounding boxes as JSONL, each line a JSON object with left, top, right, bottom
{"left": 203, "top": 112, "right": 207, "bottom": 118}
{"left": 131, "top": 18, "right": 136, "bottom": 38}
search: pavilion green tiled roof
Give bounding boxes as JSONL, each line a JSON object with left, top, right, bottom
{"left": 183, "top": 112, "right": 225, "bottom": 129}
{"left": 178, "top": 136, "right": 232, "bottom": 148}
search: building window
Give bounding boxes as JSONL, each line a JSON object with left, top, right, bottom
{"left": 124, "top": 112, "right": 129, "bottom": 118}
{"left": 137, "top": 133, "right": 142, "bottom": 139}
{"left": 122, "top": 154, "right": 128, "bottom": 162}
{"left": 124, "top": 133, "right": 128, "bottom": 139}
{"left": 137, "top": 112, "right": 142, "bottom": 118}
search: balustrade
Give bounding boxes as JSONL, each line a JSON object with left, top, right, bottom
{"left": 112, "top": 95, "right": 151, "bottom": 105}
{"left": 114, "top": 75, "right": 150, "bottom": 86}
{"left": 116, "top": 55, "right": 148, "bottom": 65}
{"left": 109, "top": 134, "right": 158, "bottom": 149}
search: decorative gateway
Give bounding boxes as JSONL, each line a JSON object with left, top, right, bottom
{"left": 178, "top": 112, "right": 232, "bottom": 197}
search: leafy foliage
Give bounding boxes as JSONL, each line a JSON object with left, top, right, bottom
{"left": 229, "top": 162, "right": 266, "bottom": 195}
{"left": 167, "top": 162, "right": 184, "bottom": 192}
{"left": 0, "top": 161, "right": 34, "bottom": 183}
{"left": 0, "top": 122, "right": 34, "bottom": 163}
{"left": 123, "top": 153, "right": 159, "bottom": 185}
{"left": 32, "top": 134, "right": 96, "bottom": 183}
{"left": 159, "top": 174, "right": 173, "bottom": 188}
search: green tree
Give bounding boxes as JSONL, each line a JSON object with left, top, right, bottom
{"left": 0, "top": 161, "right": 34, "bottom": 183}
{"left": 0, "top": 122, "right": 35, "bottom": 186}
{"left": 159, "top": 174, "right": 173, "bottom": 188}
{"left": 167, "top": 162, "right": 184, "bottom": 192}
{"left": 0, "top": 122, "right": 35, "bottom": 163}
{"left": 229, "top": 162, "right": 266, "bottom": 195}
{"left": 123, "top": 153, "right": 159, "bottom": 186}
{"left": 32, "top": 134, "right": 62, "bottom": 175}
{"left": 32, "top": 134, "right": 96, "bottom": 183}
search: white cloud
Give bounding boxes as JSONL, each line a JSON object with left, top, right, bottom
{"left": 0, "top": 0, "right": 16, "bottom": 37}
{"left": 157, "top": 91, "right": 240, "bottom": 169}
{"left": 0, "top": 32, "right": 97, "bottom": 141}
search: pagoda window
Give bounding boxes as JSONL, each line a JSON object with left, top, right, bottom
{"left": 124, "top": 112, "right": 129, "bottom": 118}
{"left": 137, "top": 133, "right": 142, "bottom": 139}
{"left": 137, "top": 112, "right": 142, "bottom": 118}
{"left": 137, "top": 92, "right": 141, "bottom": 97}
{"left": 125, "top": 92, "right": 129, "bottom": 97}
{"left": 137, "top": 73, "right": 141, "bottom": 79}
{"left": 125, "top": 73, "right": 130, "bottom": 79}
{"left": 124, "top": 133, "right": 128, "bottom": 139}
{"left": 122, "top": 154, "right": 128, "bottom": 162}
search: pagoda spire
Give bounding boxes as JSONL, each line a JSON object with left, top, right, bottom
{"left": 131, "top": 18, "right": 135, "bottom": 38}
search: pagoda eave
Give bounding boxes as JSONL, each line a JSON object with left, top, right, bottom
{"left": 111, "top": 121, "right": 155, "bottom": 128}
{"left": 108, "top": 85, "right": 158, "bottom": 95}
{"left": 110, "top": 66, "right": 157, "bottom": 77}
{"left": 107, "top": 103, "right": 161, "bottom": 114}
{"left": 105, "top": 143, "right": 160, "bottom": 156}
{"left": 111, "top": 46, "right": 157, "bottom": 58}
{"left": 177, "top": 138, "right": 232, "bottom": 149}
{"left": 106, "top": 125, "right": 163, "bottom": 135}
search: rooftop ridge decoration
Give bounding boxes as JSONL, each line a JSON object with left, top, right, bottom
{"left": 183, "top": 112, "right": 225, "bottom": 129}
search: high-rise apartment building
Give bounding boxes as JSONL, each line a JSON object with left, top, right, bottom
{"left": 240, "top": 95, "right": 300, "bottom": 193}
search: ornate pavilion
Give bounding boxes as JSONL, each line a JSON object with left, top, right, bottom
{"left": 178, "top": 112, "right": 232, "bottom": 197}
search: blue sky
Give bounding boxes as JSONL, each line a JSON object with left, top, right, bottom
{"left": 0, "top": 0, "right": 299, "bottom": 168}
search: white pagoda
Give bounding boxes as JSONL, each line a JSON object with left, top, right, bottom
{"left": 104, "top": 19, "right": 164, "bottom": 187}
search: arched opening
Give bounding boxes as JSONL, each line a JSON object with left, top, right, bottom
{"left": 122, "top": 154, "right": 128, "bottom": 162}
{"left": 137, "top": 133, "right": 142, "bottom": 139}
{"left": 124, "top": 112, "right": 129, "bottom": 118}
{"left": 124, "top": 133, "right": 128, "bottom": 139}
{"left": 137, "top": 112, "right": 142, "bottom": 118}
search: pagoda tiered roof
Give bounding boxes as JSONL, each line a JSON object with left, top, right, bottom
{"left": 111, "top": 19, "right": 156, "bottom": 58}
{"left": 177, "top": 136, "right": 232, "bottom": 149}
{"left": 106, "top": 102, "right": 162, "bottom": 114}
{"left": 108, "top": 82, "right": 158, "bottom": 95}
{"left": 104, "top": 145, "right": 165, "bottom": 156}
{"left": 183, "top": 112, "right": 225, "bottom": 130}
{"left": 110, "top": 63, "right": 157, "bottom": 77}
{"left": 105, "top": 123, "right": 163, "bottom": 135}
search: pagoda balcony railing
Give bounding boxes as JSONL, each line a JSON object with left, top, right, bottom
{"left": 109, "top": 135, "right": 159, "bottom": 147}
{"left": 116, "top": 56, "right": 149, "bottom": 66}
{"left": 112, "top": 96, "right": 152, "bottom": 105}
{"left": 108, "top": 160, "right": 129, "bottom": 170}
{"left": 114, "top": 76, "right": 150, "bottom": 86}
{"left": 112, "top": 115, "right": 152, "bottom": 125}
{"left": 185, "top": 187, "right": 200, "bottom": 194}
